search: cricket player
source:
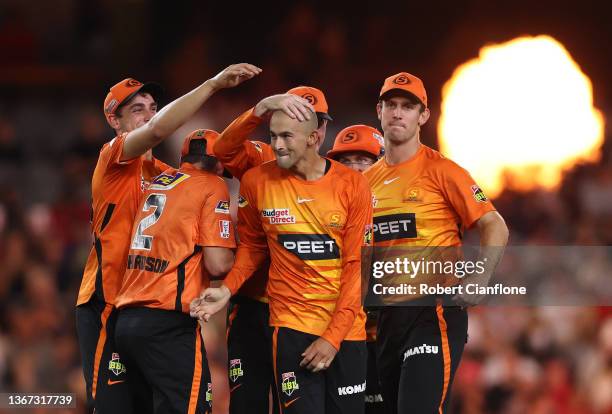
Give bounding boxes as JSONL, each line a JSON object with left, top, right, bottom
{"left": 364, "top": 72, "right": 509, "bottom": 413}
{"left": 196, "top": 100, "right": 373, "bottom": 414}
{"left": 212, "top": 87, "right": 330, "bottom": 414}
{"left": 114, "top": 129, "right": 236, "bottom": 414}
{"left": 75, "top": 63, "right": 261, "bottom": 413}
{"left": 326, "top": 124, "right": 386, "bottom": 414}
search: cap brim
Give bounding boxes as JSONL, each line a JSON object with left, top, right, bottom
{"left": 379, "top": 88, "right": 424, "bottom": 106}
{"left": 317, "top": 112, "right": 333, "bottom": 121}
{"left": 120, "top": 82, "right": 164, "bottom": 111}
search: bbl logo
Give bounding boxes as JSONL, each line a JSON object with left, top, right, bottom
{"left": 302, "top": 93, "right": 317, "bottom": 105}
{"left": 205, "top": 383, "right": 212, "bottom": 402}
{"left": 229, "top": 359, "right": 244, "bottom": 382}
{"left": 363, "top": 224, "right": 373, "bottom": 246}
{"left": 108, "top": 353, "right": 126, "bottom": 376}
{"left": 281, "top": 372, "right": 299, "bottom": 396}
{"left": 471, "top": 185, "right": 488, "bottom": 202}
{"left": 393, "top": 75, "right": 411, "bottom": 85}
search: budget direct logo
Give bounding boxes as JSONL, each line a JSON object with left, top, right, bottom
{"left": 262, "top": 208, "right": 296, "bottom": 224}
{"left": 281, "top": 372, "right": 299, "bottom": 396}
{"left": 278, "top": 234, "right": 340, "bottom": 260}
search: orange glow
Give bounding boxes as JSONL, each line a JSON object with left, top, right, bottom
{"left": 438, "top": 35, "right": 605, "bottom": 197}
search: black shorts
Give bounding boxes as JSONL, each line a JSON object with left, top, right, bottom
{"left": 272, "top": 327, "right": 367, "bottom": 414}
{"left": 376, "top": 304, "right": 468, "bottom": 414}
{"left": 365, "top": 341, "right": 384, "bottom": 414}
{"left": 226, "top": 296, "right": 278, "bottom": 414}
{"left": 115, "top": 307, "right": 212, "bottom": 414}
{"left": 76, "top": 297, "right": 132, "bottom": 414}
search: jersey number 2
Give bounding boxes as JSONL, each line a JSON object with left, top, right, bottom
{"left": 131, "top": 193, "right": 166, "bottom": 250}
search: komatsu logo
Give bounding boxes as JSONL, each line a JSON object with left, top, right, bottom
{"left": 338, "top": 381, "right": 366, "bottom": 395}
{"left": 403, "top": 344, "right": 439, "bottom": 360}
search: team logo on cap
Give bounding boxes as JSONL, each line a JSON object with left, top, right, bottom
{"left": 302, "top": 93, "right": 318, "bottom": 105}
{"left": 342, "top": 131, "right": 357, "bottom": 143}
{"left": 393, "top": 75, "right": 411, "bottom": 85}
{"left": 126, "top": 78, "right": 142, "bottom": 87}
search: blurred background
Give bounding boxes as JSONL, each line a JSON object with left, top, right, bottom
{"left": 0, "top": 0, "right": 611, "bottom": 413}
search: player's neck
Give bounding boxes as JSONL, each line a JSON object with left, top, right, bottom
{"left": 385, "top": 133, "right": 421, "bottom": 166}
{"left": 290, "top": 153, "right": 327, "bottom": 181}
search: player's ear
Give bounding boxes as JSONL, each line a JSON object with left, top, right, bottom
{"left": 376, "top": 102, "right": 382, "bottom": 122}
{"left": 418, "top": 107, "right": 430, "bottom": 127}
{"left": 308, "top": 130, "right": 320, "bottom": 147}
{"left": 107, "top": 113, "right": 121, "bottom": 131}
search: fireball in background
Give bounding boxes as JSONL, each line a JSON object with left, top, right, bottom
{"left": 438, "top": 35, "right": 605, "bottom": 198}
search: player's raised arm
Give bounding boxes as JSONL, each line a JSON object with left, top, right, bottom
{"left": 213, "top": 94, "right": 314, "bottom": 179}
{"left": 119, "top": 63, "right": 262, "bottom": 161}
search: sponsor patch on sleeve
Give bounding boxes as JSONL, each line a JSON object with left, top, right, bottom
{"left": 238, "top": 195, "right": 249, "bottom": 208}
{"left": 219, "top": 220, "right": 231, "bottom": 239}
{"left": 471, "top": 185, "right": 488, "bottom": 203}
{"left": 215, "top": 200, "right": 231, "bottom": 214}
{"left": 363, "top": 224, "right": 373, "bottom": 246}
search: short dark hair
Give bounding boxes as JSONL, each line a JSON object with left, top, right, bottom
{"left": 316, "top": 113, "right": 327, "bottom": 129}
{"left": 180, "top": 140, "right": 217, "bottom": 172}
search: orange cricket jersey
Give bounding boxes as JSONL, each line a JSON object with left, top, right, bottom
{"left": 115, "top": 164, "right": 236, "bottom": 313}
{"left": 364, "top": 144, "right": 496, "bottom": 299}
{"left": 224, "top": 159, "right": 373, "bottom": 350}
{"left": 77, "top": 134, "right": 169, "bottom": 306}
{"left": 214, "top": 107, "right": 276, "bottom": 302}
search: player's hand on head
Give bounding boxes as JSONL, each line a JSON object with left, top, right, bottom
{"left": 209, "top": 63, "right": 262, "bottom": 90}
{"left": 299, "top": 337, "right": 338, "bottom": 372}
{"left": 254, "top": 94, "right": 315, "bottom": 121}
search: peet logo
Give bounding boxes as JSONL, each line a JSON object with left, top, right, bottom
{"left": 278, "top": 234, "right": 340, "bottom": 260}
{"left": 373, "top": 213, "right": 417, "bottom": 241}
{"left": 338, "top": 382, "right": 366, "bottom": 396}
{"left": 403, "top": 344, "right": 439, "bottom": 360}
{"left": 262, "top": 208, "right": 296, "bottom": 224}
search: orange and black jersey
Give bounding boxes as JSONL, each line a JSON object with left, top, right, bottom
{"left": 364, "top": 144, "right": 496, "bottom": 299}
{"left": 224, "top": 159, "right": 373, "bottom": 350}
{"left": 77, "top": 134, "right": 170, "bottom": 306}
{"left": 115, "top": 164, "right": 236, "bottom": 313}
{"left": 213, "top": 108, "right": 276, "bottom": 302}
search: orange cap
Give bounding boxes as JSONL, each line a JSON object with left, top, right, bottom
{"left": 379, "top": 72, "right": 427, "bottom": 107}
{"left": 286, "top": 86, "right": 333, "bottom": 121}
{"left": 327, "top": 124, "right": 384, "bottom": 159}
{"left": 103, "top": 78, "right": 163, "bottom": 124}
{"left": 181, "top": 129, "right": 219, "bottom": 158}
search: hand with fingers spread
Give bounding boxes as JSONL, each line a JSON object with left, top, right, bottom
{"left": 300, "top": 337, "right": 338, "bottom": 373}
{"left": 208, "top": 63, "right": 263, "bottom": 91}
{"left": 190, "top": 285, "right": 232, "bottom": 322}
{"left": 254, "top": 94, "right": 315, "bottom": 121}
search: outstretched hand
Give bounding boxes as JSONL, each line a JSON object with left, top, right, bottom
{"left": 208, "top": 63, "right": 262, "bottom": 91}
